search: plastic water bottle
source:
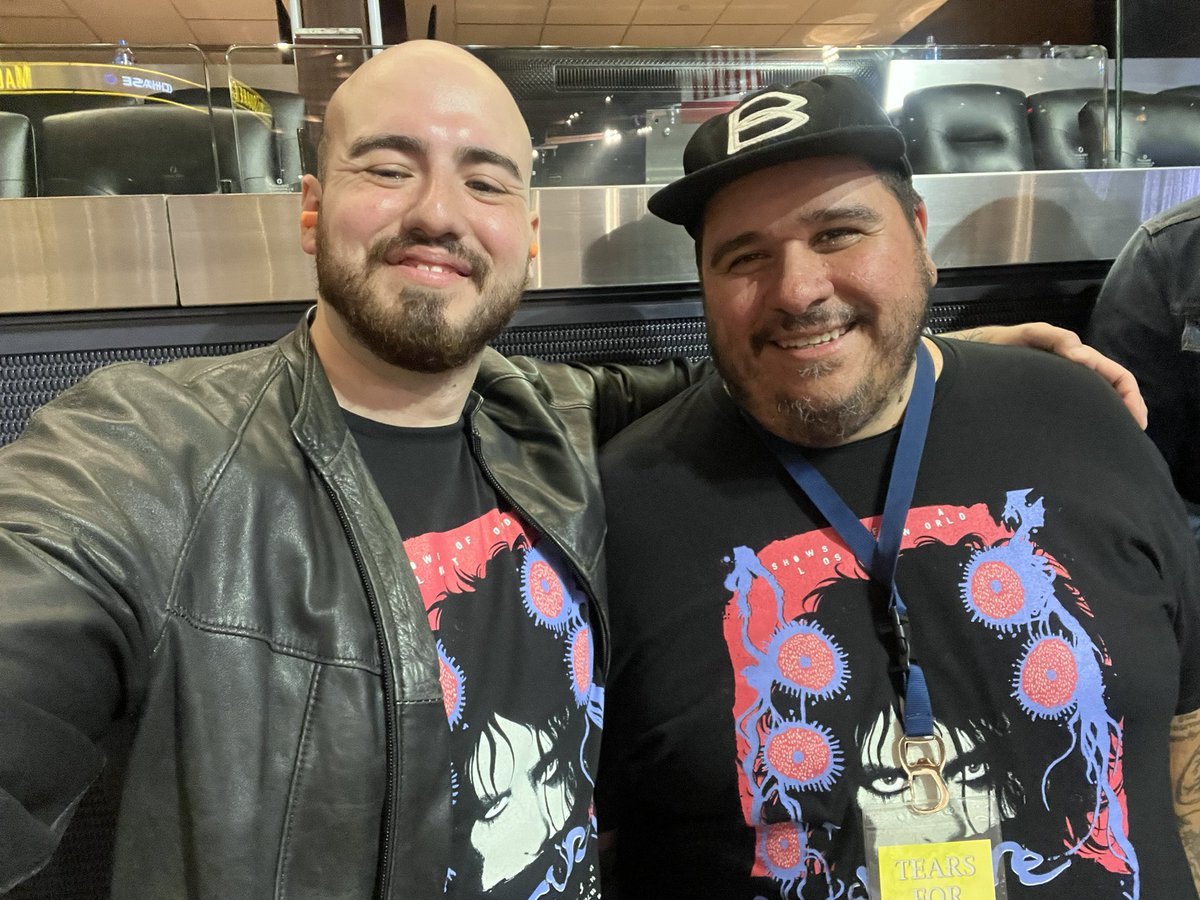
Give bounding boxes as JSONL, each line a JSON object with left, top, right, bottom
{"left": 113, "top": 40, "right": 136, "bottom": 65}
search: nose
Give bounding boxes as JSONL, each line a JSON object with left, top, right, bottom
{"left": 402, "top": 170, "right": 468, "bottom": 242}
{"left": 772, "top": 243, "right": 835, "bottom": 314}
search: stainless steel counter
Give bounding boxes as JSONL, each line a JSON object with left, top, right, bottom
{"left": 1, "top": 166, "right": 1199, "bottom": 314}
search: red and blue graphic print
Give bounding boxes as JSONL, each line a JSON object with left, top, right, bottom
{"left": 720, "top": 489, "right": 1137, "bottom": 898}
{"left": 404, "top": 510, "right": 603, "bottom": 898}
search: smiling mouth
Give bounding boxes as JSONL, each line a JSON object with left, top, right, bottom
{"left": 774, "top": 324, "right": 851, "bottom": 349}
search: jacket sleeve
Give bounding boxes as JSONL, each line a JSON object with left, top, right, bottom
{"left": 1088, "top": 223, "right": 1200, "bottom": 505}
{"left": 0, "top": 367, "right": 186, "bottom": 890}
{"left": 512, "top": 357, "right": 712, "bottom": 446}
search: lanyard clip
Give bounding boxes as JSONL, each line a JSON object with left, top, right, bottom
{"left": 889, "top": 600, "right": 912, "bottom": 671}
{"left": 897, "top": 733, "right": 949, "bottom": 815}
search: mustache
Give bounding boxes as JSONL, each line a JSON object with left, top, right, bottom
{"left": 366, "top": 233, "right": 490, "bottom": 290}
{"left": 751, "top": 306, "right": 859, "bottom": 351}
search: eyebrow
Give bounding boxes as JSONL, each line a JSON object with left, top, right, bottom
{"left": 346, "top": 133, "right": 522, "bottom": 182}
{"left": 706, "top": 203, "right": 885, "bottom": 270}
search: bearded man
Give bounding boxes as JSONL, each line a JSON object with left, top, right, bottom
{"left": 0, "top": 43, "right": 1148, "bottom": 899}
{"left": 597, "top": 76, "right": 1200, "bottom": 899}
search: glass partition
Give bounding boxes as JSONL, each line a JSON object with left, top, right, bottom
{"left": 226, "top": 42, "right": 378, "bottom": 194}
{"left": 11, "top": 41, "right": 1200, "bottom": 199}
{"left": 0, "top": 43, "right": 269, "bottom": 198}
{"left": 468, "top": 44, "right": 1110, "bottom": 187}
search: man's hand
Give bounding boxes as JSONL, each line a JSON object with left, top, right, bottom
{"left": 1171, "top": 707, "right": 1200, "bottom": 894}
{"left": 943, "top": 322, "right": 1148, "bottom": 429}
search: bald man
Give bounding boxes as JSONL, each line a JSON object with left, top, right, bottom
{"left": 0, "top": 41, "right": 1145, "bottom": 898}
{"left": 0, "top": 42, "right": 697, "bottom": 898}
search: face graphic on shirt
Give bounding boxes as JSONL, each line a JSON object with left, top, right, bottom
{"left": 411, "top": 521, "right": 600, "bottom": 896}
{"left": 466, "top": 713, "right": 574, "bottom": 890}
{"left": 855, "top": 708, "right": 1014, "bottom": 843}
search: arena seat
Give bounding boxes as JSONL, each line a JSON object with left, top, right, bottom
{"left": 38, "top": 106, "right": 276, "bottom": 195}
{"left": 0, "top": 93, "right": 140, "bottom": 193}
{"left": 151, "top": 87, "right": 308, "bottom": 189}
{"left": 1159, "top": 84, "right": 1200, "bottom": 98}
{"left": 0, "top": 111, "right": 32, "bottom": 197}
{"left": 897, "top": 83, "right": 1035, "bottom": 174}
{"left": 1027, "top": 89, "right": 1103, "bottom": 170}
{"left": 1079, "top": 91, "right": 1200, "bottom": 167}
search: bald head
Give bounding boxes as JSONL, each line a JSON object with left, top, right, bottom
{"left": 318, "top": 40, "right": 532, "bottom": 187}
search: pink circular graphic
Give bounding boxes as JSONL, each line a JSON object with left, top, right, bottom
{"left": 437, "top": 646, "right": 465, "bottom": 729}
{"left": 762, "top": 821, "right": 804, "bottom": 872}
{"left": 777, "top": 631, "right": 836, "bottom": 693}
{"left": 765, "top": 724, "right": 832, "bottom": 786}
{"left": 969, "top": 560, "right": 1026, "bottom": 620}
{"left": 1020, "top": 637, "right": 1078, "bottom": 713}
{"left": 570, "top": 624, "right": 592, "bottom": 701}
{"left": 527, "top": 559, "right": 565, "bottom": 619}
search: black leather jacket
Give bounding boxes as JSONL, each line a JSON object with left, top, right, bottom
{"left": 0, "top": 319, "right": 695, "bottom": 898}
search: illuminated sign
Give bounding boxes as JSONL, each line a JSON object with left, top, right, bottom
{"left": 120, "top": 74, "right": 173, "bottom": 94}
{"left": 0, "top": 63, "right": 32, "bottom": 91}
{"left": 230, "top": 79, "right": 273, "bottom": 121}
{"left": 0, "top": 62, "right": 201, "bottom": 98}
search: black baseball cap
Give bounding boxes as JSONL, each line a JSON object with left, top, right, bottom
{"left": 648, "top": 75, "right": 912, "bottom": 237}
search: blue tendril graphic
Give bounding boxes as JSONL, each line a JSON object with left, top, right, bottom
{"left": 965, "top": 491, "right": 1138, "bottom": 896}
{"left": 726, "top": 544, "right": 852, "bottom": 897}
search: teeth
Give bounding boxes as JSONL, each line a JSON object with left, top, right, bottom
{"left": 777, "top": 326, "right": 848, "bottom": 349}
{"left": 414, "top": 263, "right": 449, "bottom": 273}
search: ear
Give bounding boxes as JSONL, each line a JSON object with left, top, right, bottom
{"left": 528, "top": 211, "right": 540, "bottom": 261}
{"left": 913, "top": 201, "right": 938, "bottom": 287}
{"left": 299, "top": 174, "right": 322, "bottom": 257}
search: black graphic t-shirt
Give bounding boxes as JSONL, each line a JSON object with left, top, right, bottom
{"left": 597, "top": 340, "right": 1200, "bottom": 899}
{"left": 347, "top": 411, "right": 602, "bottom": 899}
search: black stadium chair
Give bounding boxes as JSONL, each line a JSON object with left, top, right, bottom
{"left": 38, "top": 105, "right": 276, "bottom": 195}
{"left": 0, "top": 111, "right": 32, "bottom": 197}
{"left": 1027, "top": 88, "right": 1103, "bottom": 170}
{"left": 1079, "top": 91, "right": 1200, "bottom": 168}
{"left": 0, "top": 92, "right": 141, "bottom": 194}
{"left": 896, "top": 83, "right": 1035, "bottom": 174}
{"left": 151, "top": 87, "right": 308, "bottom": 189}
{"left": 1159, "top": 84, "right": 1200, "bottom": 99}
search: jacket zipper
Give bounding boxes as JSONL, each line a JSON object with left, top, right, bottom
{"left": 322, "top": 481, "right": 398, "bottom": 898}
{"left": 468, "top": 419, "right": 610, "bottom": 672}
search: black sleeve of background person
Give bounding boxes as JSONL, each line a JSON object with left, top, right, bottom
{"left": 1088, "top": 219, "right": 1200, "bottom": 506}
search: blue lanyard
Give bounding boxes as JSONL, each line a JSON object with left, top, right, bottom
{"left": 749, "top": 342, "right": 936, "bottom": 737}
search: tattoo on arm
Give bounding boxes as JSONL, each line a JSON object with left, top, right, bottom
{"left": 1170, "top": 708, "right": 1200, "bottom": 892}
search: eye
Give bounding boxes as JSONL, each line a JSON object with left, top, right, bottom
{"left": 814, "top": 227, "right": 860, "bottom": 247}
{"left": 865, "top": 771, "right": 907, "bottom": 798}
{"left": 467, "top": 177, "right": 507, "bottom": 194}
{"left": 481, "top": 793, "right": 510, "bottom": 822}
{"left": 725, "top": 250, "right": 768, "bottom": 272}
{"left": 367, "top": 166, "right": 409, "bottom": 181}
{"left": 961, "top": 760, "right": 987, "bottom": 784}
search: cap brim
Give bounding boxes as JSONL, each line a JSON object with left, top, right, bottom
{"left": 648, "top": 125, "right": 910, "bottom": 235}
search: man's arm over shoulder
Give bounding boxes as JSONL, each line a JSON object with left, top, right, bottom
{"left": 0, "top": 365, "right": 195, "bottom": 890}
{"left": 504, "top": 355, "right": 710, "bottom": 444}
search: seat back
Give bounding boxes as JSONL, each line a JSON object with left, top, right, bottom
{"left": 39, "top": 106, "right": 275, "bottom": 195}
{"left": 897, "top": 83, "right": 1035, "bottom": 174}
{"left": 1080, "top": 91, "right": 1200, "bottom": 167}
{"left": 152, "top": 88, "right": 308, "bottom": 189}
{"left": 0, "top": 93, "right": 141, "bottom": 194}
{"left": 1159, "top": 84, "right": 1200, "bottom": 99}
{"left": 0, "top": 111, "right": 32, "bottom": 197}
{"left": 1027, "top": 89, "right": 1103, "bottom": 170}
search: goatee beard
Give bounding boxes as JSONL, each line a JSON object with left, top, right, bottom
{"left": 316, "top": 229, "right": 527, "bottom": 374}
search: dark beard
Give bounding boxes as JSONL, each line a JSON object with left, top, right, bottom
{"left": 316, "top": 229, "right": 527, "bottom": 373}
{"left": 712, "top": 256, "right": 931, "bottom": 448}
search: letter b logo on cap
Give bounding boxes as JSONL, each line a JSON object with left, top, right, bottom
{"left": 727, "top": 91, "right": 810, "bottom": 155}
